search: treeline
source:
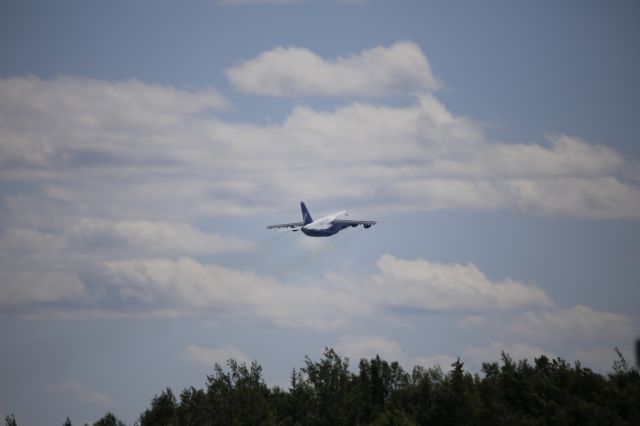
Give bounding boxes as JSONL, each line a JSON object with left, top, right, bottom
{"left": 6, "top": 348, "right": 640, "bottom": 425}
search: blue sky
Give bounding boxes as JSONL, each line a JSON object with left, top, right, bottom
{"left": 1, "top": 1, "right": 639, "bottom": 424}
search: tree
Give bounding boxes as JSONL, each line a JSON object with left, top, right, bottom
{"left": 4, "top": 415, "right": 17, "bottom": 426}
{"left": 301, "top": 347, "right": 355, "bottom": 425}
{"left": 93, "top": 412, "right": 125, "bottom": 426}
{"left": 356, "top": 355, "right": 410, "bottom": 423}
{"left": 124, "top": 346, "right": 640, "bottom": 426}
{"left": 286, "top": 367, "right": 315, "bottom": 425}
{"left": 370, "top": 409, "right": 416, "bottom": 426}
{"left": 62, "top": 417, "right": 72, "bottom": 426}
{"left": 138, "top": 387, "right": 178, "bottom": 426}
{"left": 608, "top": 347, "right": 640, "bottom": 424}
{"left": 428, "top": 358, "right": 481, "bottom": 425}
{"left": 204, "top": 359, "right": 272, "bottom": 425}
{"left": 177, "top": 386, "right": 208, "bottom": 426}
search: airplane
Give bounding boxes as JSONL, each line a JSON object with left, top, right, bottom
{"left": 267, "top": 202, "right": 377, "bottom": 237}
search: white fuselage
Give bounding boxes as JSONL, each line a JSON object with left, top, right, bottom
{"left": 266, "top": 202, "right": 376, "bottom": 236}
{"left": 301, "top": 211, "right": 349, "bottom": 236}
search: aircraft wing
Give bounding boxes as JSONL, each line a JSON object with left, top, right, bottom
{"left": 333, "top": 219, "right": 377, "bottom": 226}
{"left": 266, "top": 222, "right": 304, "bottom": 230}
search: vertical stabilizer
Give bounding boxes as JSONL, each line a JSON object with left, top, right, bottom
{"left": 300, "top": 202, "right": 313, "bottom": 225}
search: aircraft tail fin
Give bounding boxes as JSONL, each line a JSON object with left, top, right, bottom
{"left": 300, "top": 202, "right": 313, "bottom": 225}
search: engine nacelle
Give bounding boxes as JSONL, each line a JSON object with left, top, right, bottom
{"left": 364, "top": 224, "right": 371, "bottom": 229}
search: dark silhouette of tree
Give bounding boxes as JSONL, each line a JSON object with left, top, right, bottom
{"left": 356, "top": 354, "right": 411, "bottom": 423}
{"left": 176, "top": 386, "right": 208, "bottom": 426}
{"left": 205, "top": 359, "right": 272, "bottom": 425}
{"left": 285, "top": 367, "right": 315, "bottom": 425}
{"left": 138, "top": 387, "right": 178, "bottom": 426}
{"left": 4, "top": 415, "right": 17, "bottom": 426}
{"left": 608, "top": 347, "right": 640, "bottom": 423}
{"left": 62, "top": 417, "right": 72, "bottom": 426}
{"left": 8, "top": 347, "right": 640, "bottom": 425}
{"left": 93, "top": 412, "right": 125, "bottom": 426}
{"left": 300, "top": 347, "right": 355, "bottom": 425}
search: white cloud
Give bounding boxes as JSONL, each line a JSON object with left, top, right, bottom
{"left": 0, "top": 76, "right": 229, "bottom": 168}
{"left": 92, "top": 254, "right": 553, "bottom": 328}
{"left": 0, "top": 246, "right": 558, "bottom": 328}
{"left": 1, "top": 224, "right": 633, "bottom": 373}
{"left": 103, "top": 257, "right": 274, "bottom": 308}
{"left": 0, "top": 220, "right": 253, "bottom": 306}
{"left": 212, "top": 94, "right": 639, "bottom": 218}
{"left": 2, "top": 74, "right": 638, "bottom": 223}
{"left": 451, "top": 134, "right": 625, "bottom": 180}
{"left": 71, "top": 219, "right": 253, "bottom": 255}
{"left": 370, "top": 254, "right": 553, "bottom": 312}
{"left": 50, "top": 380, "right": 112, "bottom": 405}
{"left": 183, "top": 344, "right": 251, "bottom": 366}
{"left": 100, "top": 257, "right": 370, "bottom": 329}
{"left": 226, "top": 41, "right": 441, "bottom": 97}
{"left": 1, "top": 48, "right": 638, "bottom": 321}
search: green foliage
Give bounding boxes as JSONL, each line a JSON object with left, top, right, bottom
{"left": 300, "top": 347, "right": 355, "bottom": 425}
{"left": 130, "top": 347, "right": 635, "bottom": 426}
{"left": 138, "top": 388, "right": 178, "bottom": 426}
{"left": 177, "top": 386, "right": 208, "bottom": 426}
{"left": 14, "top": 347, "right": 637, "bottom": 425}
{"left": 93, "top": 412, "right": 125, "bottom": 426}
{"left": 205, "top": 359, "right": 273, "bottom": 425}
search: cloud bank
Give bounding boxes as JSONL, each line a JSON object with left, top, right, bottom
{"left": 1, "top": 42, "right": 637, "bottom": 375}
{"left": 226, "top": 41, "right": 441, "bottom": 97}
{"left": 2, "top": 75, "right": 638, "bottom": 225}
{"left": 89, "top": 254, "right": 553, "bottom": 325}
{"left": 371, "top": 254, "right": 553, "bottom": 311}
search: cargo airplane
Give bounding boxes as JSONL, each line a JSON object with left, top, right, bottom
{"left": 267, "top": 202, "right": 376, "bottom": 237}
